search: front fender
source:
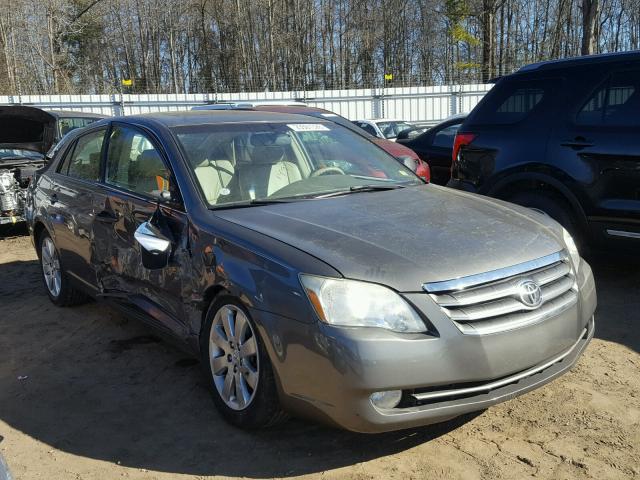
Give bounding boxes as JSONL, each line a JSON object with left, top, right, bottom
{"left": 182, "top": 219, "right": 340, "bottom": 352}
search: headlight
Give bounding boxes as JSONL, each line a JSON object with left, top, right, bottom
{"left": 299, "top": 275, "right": 427, "bottom": 333}
{"left": 562, "top": 228, "right": 581, "bottom": 273}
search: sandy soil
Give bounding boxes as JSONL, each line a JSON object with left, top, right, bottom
{"left": 0, "top": 228, "right": 638, "bottom": 480}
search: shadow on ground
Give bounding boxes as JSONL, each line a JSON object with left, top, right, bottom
{"left": 586, "top": 251, "right": 640, "bottom": 354}
{"left": 0, "top": 223, "right": 28, "bottom": 239}
{"left": 0, "top": 233, "right": 637, "bottom": 477}
{"left": 0, "top": 254, "right": 479, "bottom": 477}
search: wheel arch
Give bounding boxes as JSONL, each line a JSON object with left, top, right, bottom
{"left": 487, "top": 171, "right": 588, "bottom": 230}
{"left": 200, "top": 285, "right": 231, "bottom": 335}
{"left": 32, "top": 220, "right": 49, "bottom": 258}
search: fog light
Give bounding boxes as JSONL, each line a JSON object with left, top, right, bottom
{"left": 370, "top": 390, "right": 402, "bottom": 409}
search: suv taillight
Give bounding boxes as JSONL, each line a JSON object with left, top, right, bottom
{"left": 416, "top": 160, "right": 431, "bottom": 183}
{"left": 452, "top": 133, "right": 476, "bottom": 167}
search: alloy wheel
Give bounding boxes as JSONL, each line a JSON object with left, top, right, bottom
{"left": 41, "top": 237, "right": 61, "bottom": 298}
{"left": 208, "top": 305, "right": 260, "bottom": 410}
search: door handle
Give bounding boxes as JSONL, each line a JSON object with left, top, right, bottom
{"left": 561, "top": 137, "right": 594, "bottom": 149}
{"left": 95, "top": 210, "right": 119, "bottom": 223}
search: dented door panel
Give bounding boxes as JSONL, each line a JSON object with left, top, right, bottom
{"left": 92, "top": 185, "right": 191, "bottom": 338}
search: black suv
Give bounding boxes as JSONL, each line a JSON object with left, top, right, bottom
{"left": 448, "top": 51, "right": 640, "bottom": 249}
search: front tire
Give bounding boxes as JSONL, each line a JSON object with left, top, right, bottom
{"left": 200, "top": 296, "right": 286, "bottom": 429}
{"left": 39, "top": 231, "right": 87, "bottom": 306}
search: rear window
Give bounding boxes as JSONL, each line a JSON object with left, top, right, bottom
{"left": 472, "top": 78, "right": 556, "bottom": 125}
{"left": 58, "top": 117, "right": 101, "bottom": 137}
{"left": 433, "top": 124, "right": 461, "bottom": 148}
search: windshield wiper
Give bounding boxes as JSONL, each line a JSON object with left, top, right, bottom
{"left": 316, "top": 183, "right": 408, "bottom": 198}
{"left": 210, "top": 197, "right": 306, "bottom": 210}
{"left": 249, "top": 198, "right": 301, "bottom": 205}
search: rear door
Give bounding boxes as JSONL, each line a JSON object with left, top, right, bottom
{"left": 92, "top": 122, "right": 190, "bottom": 337}
{"left": 49, "top": 127, "right": 107, "bottom": 293}
{"left": 549, "top": 67, "right": 640, "bottom": 239}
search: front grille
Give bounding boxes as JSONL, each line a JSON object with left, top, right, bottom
{"left": 423, "top": 251, "right": 577, "bottom": 335}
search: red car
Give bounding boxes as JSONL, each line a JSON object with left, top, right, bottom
{"left": 251, "top": 105, "right": 431, "bottom": 182}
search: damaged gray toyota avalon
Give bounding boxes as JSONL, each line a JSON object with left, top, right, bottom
{"left": 26, "top": 111, "right": 596, "bottom": 433}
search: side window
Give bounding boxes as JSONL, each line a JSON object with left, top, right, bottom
{"left": 577, "top": 85, "right": 607, "bottom": 125}
{"left": 474, "top": 78, "right": 556, "bottom": 124}
{"left": 432, "top": 124, "right": 461, "bottom": 148}
{"left": 359, "top": 123, "right": 378, "bottom": 136}
{"left": 105, "top": 125, "right": 170, "bottom": 198}
{"left": 58, "top": 129, "right": 106, "bottom": 181}
{"left": 578, "top": 70, "right": 640, "bottom": 126}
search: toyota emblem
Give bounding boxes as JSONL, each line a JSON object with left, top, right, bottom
{"left": 518, "top": 280, "right": 543, "bottom": 308}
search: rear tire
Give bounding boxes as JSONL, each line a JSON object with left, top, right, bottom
{"left": 38, "top": 231, "right": 87, "bottom": 306}
{"left": 200, "top": 296, "right": 287, "bottom": 429}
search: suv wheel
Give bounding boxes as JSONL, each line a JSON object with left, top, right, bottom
{"left": 507, "top": 191, "right": 585, "bottom": 248}
{"left": 201, "top": 297, "right": 287, "bottom": 429}
{"left": 39, "top": 232, "right": 87, "bottom": 306}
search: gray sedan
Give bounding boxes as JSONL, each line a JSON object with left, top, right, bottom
{"left": 26, "top": 111, "right": 596, "bottom": 432}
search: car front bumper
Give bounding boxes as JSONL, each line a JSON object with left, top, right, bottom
{"left": 256, "top": 259, "right": 597, "bottom": 433}
{"left": 0, "top": 214, "right": 24, "bottom": 225}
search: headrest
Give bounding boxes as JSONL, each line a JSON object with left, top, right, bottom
{"left": 135, "top": 149, "right": 165, "bottom": 175}
{"left": 251, "top": 144, "right": 286, "bottom": 165}
{"left": 137, "top": 149, "right": 162, "bottom": 166}
{"left": 249, "top": 132, "right": 291, "bottom": 147}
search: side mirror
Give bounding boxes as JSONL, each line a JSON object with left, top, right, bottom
{"left": 134, "top": 221, "right": 171, "bottom": 269}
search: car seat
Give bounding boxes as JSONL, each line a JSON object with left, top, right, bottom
{"left": 238, "top": 133, "right": 302, "bottom": 199}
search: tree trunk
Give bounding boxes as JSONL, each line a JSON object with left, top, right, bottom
{"left": 581, "top": 0, "right": 599, "bottom": 55}
{"left": 481, "top": 0, "right": 496, "bottom": 83}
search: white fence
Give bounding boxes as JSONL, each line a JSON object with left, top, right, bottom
{"left": 0, "top": 84, "right": 493, "bottom": 124}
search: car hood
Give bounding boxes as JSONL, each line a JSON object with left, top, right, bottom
{"left": 215, "top": 185, "right": 565, "bottom": 292}
{"left": 0, "top": 106, "right": 56, "bottom": 153}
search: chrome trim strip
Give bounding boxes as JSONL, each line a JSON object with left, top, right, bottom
{"left": 412, "top": 324, "right": 588, "bottom": 402}
{"left": 422, "top": 251, "right": 566, "bottom": 293}
{"left": 456, "top": 291, "right": 577, "bottom": 335}
{"left": 446, "top": 277, "right": 575, "bottom": 322}
{"left": 433, "top": 263, "right": 572, "bottom": 308}
{"left": 606, "top": 229, "right": 640, "bottom": 239}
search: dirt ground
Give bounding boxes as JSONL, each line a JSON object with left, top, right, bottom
{"left": 0, "top": 227, "right": 638, "bottom": 480}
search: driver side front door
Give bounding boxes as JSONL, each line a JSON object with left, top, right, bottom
{"left": 92, "top": 123, "right": 191, "bottom": 339}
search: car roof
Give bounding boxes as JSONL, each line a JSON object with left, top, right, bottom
{"left": 252, "top": 105, "right": 333, "bottom": 115}
{"left": 122, "top": 110, "right": 334, "bottom": 128}
{"left": 46, "top": 110, "right": 108, "bottom": 118}
{"left": 358, "top": 119, "right": 407, "bottom": 123}
{"left": 192, "top": 101, "right": 307, "bottom": 110}
{"left": 516, "top": 50, "right": 640, "bottom": 74}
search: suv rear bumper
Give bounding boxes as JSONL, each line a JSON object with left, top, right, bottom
{"left": 446, "top": 178, "right": 478, "bottom": 193}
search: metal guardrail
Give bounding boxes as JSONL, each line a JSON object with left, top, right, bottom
{"left": 0, "top": 84, "right": 493, "bottom": 123}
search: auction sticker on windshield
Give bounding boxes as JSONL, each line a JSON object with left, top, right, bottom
{"left": 287, "top": 123, "right": 330, "bottom": 132}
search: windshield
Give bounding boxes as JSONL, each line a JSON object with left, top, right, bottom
{"left": 377, "top": 121, "right": 414, "bottom": 139}
{"left": 173, "top": 121, "right": 421, "bottom": 207}
{"left": 0, "top": 149, "right": 43, "bottom": 160}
